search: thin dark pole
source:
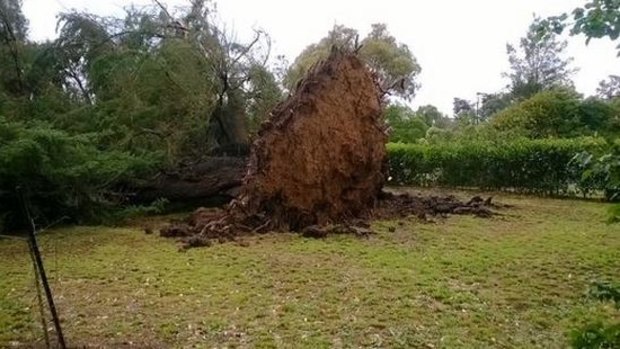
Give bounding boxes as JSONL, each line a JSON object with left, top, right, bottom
{"left": 17, "top": 187, "right": 66, "bottom": 349}
{"left": 28, "top": 245, "right": 51, "bottom": 348}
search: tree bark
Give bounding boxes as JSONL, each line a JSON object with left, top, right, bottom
{"left": 131, "top": 156, "right": 246, "bottom": 203}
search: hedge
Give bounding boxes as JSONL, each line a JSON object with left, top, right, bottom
{"left": 386, "top": 137, "right": 608, "bottom": 196}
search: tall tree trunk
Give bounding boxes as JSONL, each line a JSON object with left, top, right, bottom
{"left": 209, "top": 89, "right": 249, "bottom": 147}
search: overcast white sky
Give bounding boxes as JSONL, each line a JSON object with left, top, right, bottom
{"left": 23, "top": 0, "right": 619, "bottom": 114}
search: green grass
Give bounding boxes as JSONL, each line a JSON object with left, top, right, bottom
{"left": 1, "top": 190, "right": 619, "bottom": 348}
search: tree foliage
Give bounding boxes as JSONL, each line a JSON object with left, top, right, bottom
{"left": 52, "top": 1, "right": 279, "bottom": 152}
{"left": 0, "top": 117, "right": 155, "bottom": 228}
{"left": 450, "top": 93, "right": 513, "bottom": 126}
{"left": 452, "top": 97, "right": 478, "bottom": 124}
{"left": 0, "top": 0, "right": 27, "bottom": 40}
{"left": 384, "top": 104, "right": 428, "bottom": 143}
{"left": 479, "top": 92, "right": 513, "bottom": 120}
{"left": 0, "top": 0, "right": 284, "bottom": 226}
{"left": 543, "top": 0, "right": 620, "bottom": 54}
{"left": 0, "top": 0, "right": 29, "bottom": 96}
{"left": 284, "top": 24, "right": 421, "bottom": 99}
{"left": 492, "top": 88, "right": 618, "bottom": 138}
{"left": 415, "top": 104, "right": 450, "bottom": 128}
{"left": 504, "top": 17, "right": 576, "bottom": 100}
{"left": 597, "top": 75, "right": 620, "bottom": 99}
{"left": 383, "top": 103, "right": 452, "bottom": 143}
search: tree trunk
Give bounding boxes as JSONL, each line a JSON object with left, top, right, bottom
{"left": 131, "top": 156, "right": 246, "bottom": 203}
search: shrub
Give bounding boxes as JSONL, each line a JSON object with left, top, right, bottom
{"left": 588, "top": 281, "right": 620, "bottom": 308}
{"left": 491, "top": 88, "right": 600, "bottom": 138}
{"left": 608, "top": 204, "right": 620, "bottom": 223}
{"left": 387, "top": 137, "right": 608, "bottom": 196}
{"left": 570, "top": 139, "right": 620, "bottom": 204}
{"left": 0, "top": 118, "right": 157, "bottom": 230}
{"left": 570, "top": 322, "right": 620, "bottom": 349}
{"left": 579, "top": 98, "right": 617, "bottom": 135}
{"left": 385, "top": 104, "right": 429, "bottom": 143}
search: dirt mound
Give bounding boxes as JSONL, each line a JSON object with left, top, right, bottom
{"left": 160, "top": 48, "right": 502, "bottom": 249}
{"left": 375, "top": 192, "right": 497, "bottom": 219}
{"left": 160, "top": 192, "right": 500, "bottom": 247}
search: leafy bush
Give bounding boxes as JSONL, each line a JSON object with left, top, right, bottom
{"left": 588, "top": 281, "right": 620, "bottom": 308}
{"left": 572, "top": 282, "right": 620, "bottom": 348}
{"left": 492, "top": 88, "right": 618, "bottom": 138}
{"left": 570, "top": 322, "right": 620, "bottom": 349}
{"left": 384, "top": 104, "right": 429, "bottom": 143}
{"left": 579, "top": 98, "right": 618, "bottom": 136}
{"left": 422, "top": 123, "right": 529, "bottom": 146}
{"left": 387, "top": 137, "right": 608, "bottom": 195}
{"left": 570, "top": 139, "right": 620, "bottom": 206}
{"left": 0, "top": 118, "right": 157, "bottom": 230}
{"left": 111, "top": 198, "right": 169, "bottom": 223}
{"left": 569, "top": 152, "right": 613, "bottom": 199}
{"left": 609, "top": 204, "right": 620, "bottom": 223}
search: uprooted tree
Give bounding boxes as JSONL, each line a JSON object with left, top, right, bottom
{"left": 238, "top": 47, "right": 387, "bottom": 230}
{"left": 162, "top": 47, "right": 497, "bottom": 248}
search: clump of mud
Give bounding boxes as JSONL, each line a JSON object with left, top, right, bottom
{"left": 160, "top": 48, "right": 502, "bottom": 249}
{"left": 375, "top": 192, "right": 499, "bottom": 219}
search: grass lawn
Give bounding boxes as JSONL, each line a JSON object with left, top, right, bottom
{"left": 1, "top": 189, "right": 619, "bottom": 348}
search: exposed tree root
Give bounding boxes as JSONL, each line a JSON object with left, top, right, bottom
{"left": 160, "top": 191, "right": 503, "bottom": 249}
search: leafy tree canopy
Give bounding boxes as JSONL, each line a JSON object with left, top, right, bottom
{"left": 492, "top": 88, "right": 617, "bottom": 138}
{"left": 0, "top": 0, "right": 283, "bottom": 226}
{"left": 504, "top": 17, "right": 576, "bottom": 101}
{"left": 284, "top": 24, "right": 421, "bottom": 100}
{"left": 384, "top": 104, "right": 429, "bottom": 143}
{"left": 597, "top": 75, "right": 620, "bottom": 100}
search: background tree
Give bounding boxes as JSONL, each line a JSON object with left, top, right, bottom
{"left": 0, "top": 0, "right": 26, "bottom": 39}
{"left": 52, "top": 0, "right": 280, "bottom": 155}
{"left": 178, "top": 2, "right": 274, "bottom": 148}
{"left": 284, "top": 23, "right": 421, "bottom": 99}
{"left": 490, "top": 88, "right": 617, "bottom": 138}
{"left": 385, "top": 104, "right": 428, "bottom": 143}
{"left": 478, "top": 92, "right": 513, "bottom": 120}
{"left": 449, "top": 93, "right": 512, "bottom": 127}
{"left": 504, "top": 17, "right": 576, "bottom": 101}
{"left": 597, "top": 75, "right": 620, "bottom": 100}
{"left": 245, "top": 64, "right": 283, "bottom": 133}
{"left": 453, "top": 97, "right": 477, "bottom": 125}
{"left": 283, "top": 25, "right": 357, "bottom": 91}
{"left": 414, "top": 104, "right": 450, "bottom": 128}
{"left": 0, "top": 0, "right": 28, "bottom": 96}
{"left": 360, "top": 23, "right": 421, "bottom": 98}
{"left": 579, "top": 97, "right": 618, "bottom": 134}
{"left": 540, "top": 1, "right": 620, "bottom": 137}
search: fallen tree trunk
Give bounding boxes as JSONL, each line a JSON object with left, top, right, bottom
{"left": 132, "top": 156, "right": 246, "bottom": 203}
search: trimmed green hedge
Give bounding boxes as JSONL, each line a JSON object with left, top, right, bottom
{"left": 387, "top": 137, "right": 608, "bottom": 196}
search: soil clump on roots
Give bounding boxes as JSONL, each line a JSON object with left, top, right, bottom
{"left": 160, "top": 48, "right": 501, "bottom": 248}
